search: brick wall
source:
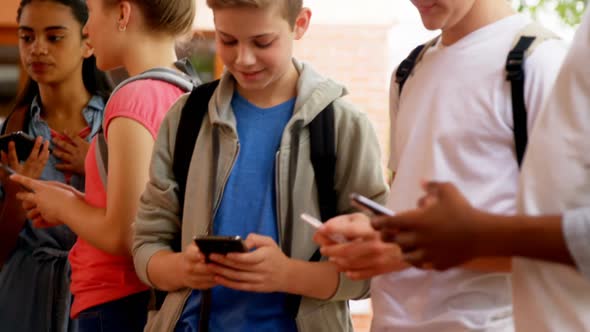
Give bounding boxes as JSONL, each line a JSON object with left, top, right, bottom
{"left": 293, "top": 24, "right": 392, "bottom": 167}
{"left": 293, "top": 23, "right": 395, "bottom": 331}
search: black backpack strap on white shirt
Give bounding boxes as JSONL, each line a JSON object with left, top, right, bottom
{"left": 506, "top": 22, "right": 559, "bottom": 167}
{"left": 506, "top": 35, "right": 536, "bottom": 167}
{"left": 395, "top": 36, "right": 439, "bottom": 95}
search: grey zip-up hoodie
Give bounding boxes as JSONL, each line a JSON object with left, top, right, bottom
{"left": 133, "top": 59, "right": 388, "bottom": 331}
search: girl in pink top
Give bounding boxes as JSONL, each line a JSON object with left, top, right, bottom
{"left": 11, "top": 0, "right": 196, "bottom": 331}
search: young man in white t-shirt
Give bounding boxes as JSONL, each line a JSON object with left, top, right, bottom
{"left": 370, "top": 8, "right": 590, "bottom": 331}
{"left": 314, "top": 0, "right": 568, "bottom": 331}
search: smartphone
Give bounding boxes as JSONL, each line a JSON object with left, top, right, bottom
{"left": 0, "top": 162, "right": 34, "bottom": 193}
{"left": 0, "top": 131, "right": 37, "bottom": 161}
{"left": 193, "top": 235, "right": 248, "bottom": 257}
{"left": 301, "top": 213, "right": 347, "bottom": 243}
{"left": 350, "top": 193, "right": 395, "bottom": 216}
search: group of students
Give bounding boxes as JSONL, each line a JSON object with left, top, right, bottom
{"left": 0, "top": 0, "right": 589, "bottom": 332}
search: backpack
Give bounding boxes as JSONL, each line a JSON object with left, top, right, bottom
{"left": 395, "top": 23, "right": 558, "bottom": 167}
{"left": 0, "top": 107, "right": 30, "bottom": 136}
{"left": 162, "top": 80, "right": 338, "bottom": 330}
{"left": 94, "top": 58, "right": 200, "bottom": 187}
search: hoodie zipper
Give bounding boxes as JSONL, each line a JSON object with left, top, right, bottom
{"left": 274, "top": 150, "right": 282, "bottom": 248}
{"left": 211, "top": 139, "right": 240, "bottom": 225}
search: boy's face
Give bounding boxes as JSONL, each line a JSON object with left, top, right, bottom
{"left": 410, "top": 0, "right": 476, "bottom": 31}
{"left": 213, "top": 5, "right": 308, "bottom": 92}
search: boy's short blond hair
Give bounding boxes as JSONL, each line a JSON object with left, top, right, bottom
{"left": 206, "top": 0, "right": 302, "bottom": 28}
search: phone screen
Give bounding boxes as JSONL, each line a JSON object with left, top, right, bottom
{"left": 350, "top": 193, "right": 395, "bottom": 216}
{"left": 0, "top": 131, "right": 37, "bottom": 161}
{"left": 194, "top": 235, "right": 248, "bottom": 256}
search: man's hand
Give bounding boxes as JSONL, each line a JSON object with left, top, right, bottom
{"left": 372, "top": 181, "right": 489, "bottom": 270}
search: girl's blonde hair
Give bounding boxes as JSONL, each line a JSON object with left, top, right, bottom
{"left": 105, "top": 0, "right": 195, "bottom": 35}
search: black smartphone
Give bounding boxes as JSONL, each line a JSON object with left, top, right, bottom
{"left": 194, "top": 235, "right": 248, "bottom": 257}
{"left": 0, "top": 131, "right": 37, "bottom": 161}
{"left": 350, "top": 193, "right": 395, "bottom": 216}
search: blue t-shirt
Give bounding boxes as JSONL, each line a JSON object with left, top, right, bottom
{"left": 175, "top": 93, "right": 298, "bottom": 332}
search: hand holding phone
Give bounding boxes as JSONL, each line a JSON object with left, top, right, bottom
{"left": 193, "top": 235, "right": 248, "bottom": 258}
{"left": 301, "top": 213, "right": 347, "bottom": 243}
{"left": 350, "top": 193, "right": 395, "bottom": 216}
{"left": 0, "top": 131, "right": 37, "bottom": 161}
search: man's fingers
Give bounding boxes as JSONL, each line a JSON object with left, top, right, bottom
{"left": 403, "top": 249, "right": 427, "bottom": 267}
{"left": 371, "top": 211, "right": 419, "bottom": 232}
{"left": 394, "top": 232, "right": 419, "bottom": 251}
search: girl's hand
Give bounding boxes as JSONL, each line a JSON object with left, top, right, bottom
{"left": 0, "top": 136, "right": 50, "bottom": 182}
{"left": 10, "top": 174, "right": 78, "bottom": 227}
{"left": 207, "top": 234, "right": 291, "bottom": 293}
{"left": 52, "top": 132, "right": 89, "bottom": 175}
{"left": 180, "top": 242, "right": 217, "bottom": 290}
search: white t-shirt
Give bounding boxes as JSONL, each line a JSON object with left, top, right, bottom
{"left": 372, "top": 14, "right": 567, "bottom": 332}
{"left": 514, "top": 8, "right": 590, "bottom": 332}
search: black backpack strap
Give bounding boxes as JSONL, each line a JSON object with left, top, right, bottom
{"left": 285, "top": 103, "right": 337, "bottom": 318}
{"left": 309, "top": 103, "right": 338, "bottom": 223}
{"left": 395, "top": 44, "right": 426, "bottom": 95}
{"left": 172, "top": 80, "right": 220, "bottom": 227}
{"left": 395, "top": 36, "right": 439, "bottom": 95}
{"left": 152, "top": 80, "right": 220, "bottom": 313}
{"left": 2, "top": 106, "right": 30, "bottom": 135}
{"left": 506, "top": 36, "right": 536, "bottom": 167}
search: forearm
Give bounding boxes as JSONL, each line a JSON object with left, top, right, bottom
{"left": 463, "top": 257, "right": 512, "bottom": 272}
{"left": 284, "top": 260, "right": 339, "bottom": 300}
{"left": 146, "top": 250, "right": 185, "bottom": 291}
{"left": 58, "top": 195, "right": 131, "bottom": 255}
{"left": 474, "top": 211, "right": 574, "bottom": 266}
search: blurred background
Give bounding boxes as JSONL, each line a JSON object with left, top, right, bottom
{"left": 0, "top": 0, "right": 586, "bottom": 330}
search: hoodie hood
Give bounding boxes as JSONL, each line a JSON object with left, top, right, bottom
{"left": 207, "top": 58, "right": 348, "bottom": 128}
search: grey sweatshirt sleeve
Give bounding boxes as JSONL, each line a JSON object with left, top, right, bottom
{"left": 132, "top": 95, "right": 189, "bottom": 287}
{"left": 563, "top": 207, "right": 590, "bottom": 280}
{"left": 327, "top": 99, "right": 389, "bottom": 301}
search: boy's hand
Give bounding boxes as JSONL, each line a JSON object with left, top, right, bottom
{"left": 180, "top": 242, "right": 217, "bottom": 290}
{"left": 53, "top": 132, "right": 89, "bottom": 175}
{"left": 314, "top": 213, "right": 407, "bottom": 280}
{"left": 372, "top": 181, "right": 487, "bottom": 270}
{"left": 207, "top": 234, "right": 290, "bottom": 293}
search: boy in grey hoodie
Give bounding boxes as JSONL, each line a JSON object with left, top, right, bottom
{"left": 132, "top": 1, "right": 389, "bottom": 331}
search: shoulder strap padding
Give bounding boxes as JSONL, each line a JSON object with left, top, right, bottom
{"left": 511, "top": 22, "right": 559, "bottom": 58}
{"left": 94, "top": 61, "right": 200, "bottom": 189}
{"left": 173, "top": 80, "right": 220, "bottom": 223}
{"left": 395, "top": 35, "right": 440, "bottom": 95}
{"left": 506, "top": 23, "right": 559, "bottom": 167}
{"left": 1, "top": 107, "right": 29, "bottom": 135}
{"left": 309, "top": 103, "right": 338, "bottom": 222}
